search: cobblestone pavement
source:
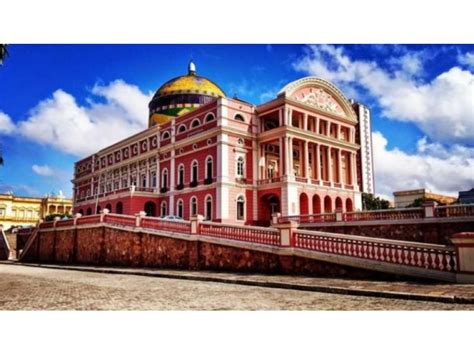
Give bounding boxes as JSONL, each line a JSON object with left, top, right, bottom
{"left": 1, "top": 264, "right": 473, "bottom": 310}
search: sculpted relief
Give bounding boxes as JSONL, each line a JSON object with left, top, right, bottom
{"left": 295, "top": 88, "right": 344, "bottom": 116}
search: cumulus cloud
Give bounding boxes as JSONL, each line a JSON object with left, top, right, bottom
{"left": 32, "top": 164, "right": 55, "bottom": 177}
{"left": 293, "top": 45, "right": 474, "bottom": 145}
{"left": 10, "top": 80, "right": 151, "bottom": 157}
{"left": 458, "top": 51, "right": 474, "bottom": 69}
{"left": 373, "top": 131, "right": 474, "bottom": 198}
{"left": 0, "top": 111, "right": 15, "bottom": 134}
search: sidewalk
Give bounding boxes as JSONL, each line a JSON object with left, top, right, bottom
{"left": 2, "top": 260, "right": 474, "bottom": 304}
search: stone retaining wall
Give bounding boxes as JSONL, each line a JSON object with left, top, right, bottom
{"left": 22, "top": 226, "right": 394, "bottom": 280}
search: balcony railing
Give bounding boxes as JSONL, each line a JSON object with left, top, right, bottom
{"left": 257, "top": 177, "right": 282, "bottom": 185}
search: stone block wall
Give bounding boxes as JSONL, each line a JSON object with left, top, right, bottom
{"left": 21, "top": 225, "right": 396, "bottom": 280}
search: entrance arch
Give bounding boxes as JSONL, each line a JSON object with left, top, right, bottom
{"left": 299, "top": 193, "right": 309, "bottom": 215}
{"left": 144, "top": 201, "right": 157, "bottom": 217}
{"left": 335, "top": 197, "right": 343, "bottom": 211}
{"left": 312, "top": 194, "right": 321, "bottom": 214}
{"left": 324, "top": 196, "right": 332, "bottom": 213}
{"left": 116, "top": 202, "right": 123, "bottom": 214}
{"left": 345, "top": 198, "right": 353, "bottom": 212}
{"left": 259, "top": 194, "right": 280, "bottom": 224}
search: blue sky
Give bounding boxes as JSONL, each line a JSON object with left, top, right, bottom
{"left": 0, "top": 44, "right": 473, "bottom": 199}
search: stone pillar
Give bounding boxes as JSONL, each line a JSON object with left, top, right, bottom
{"left": 327, "top": 147, "right": 333, "bottom": 185}
{"left": 337, "top": 149, "right": 342, "bottom": 184}
{"left": 316, "top": 117, "right": 320, "bottom": 134}
{"left": 335, "top": 208, "right": 344, "bottom": 222}
{"left": 316, "top": 144, "right": 321, "bottom": 181}
{"left": 273, "top": 220, "right": 299, "bottom": 247}
{"left": 423, "top": 201, "right": 437, "bottom": 218}
{"left": 450, "top": 233, "right": 474, "bottom": 283}
{"left": 279, "top": 137, "right": 284, "bottom": 177}
{"left": 73, "top": 213, "right": 82, "bottom": 226}
{"left": 288, "top": 137, "right": 293, "bottom": 177}
{"left": 190, "top": 214, "right": 204, "bottom": 235}
{"left": 303, "top": 113, "right": 308, "bottom": 131}
{"left": 351, "top": 152, "right": 357, "bottom": 187}
{"left": 271, "top": 212, "right": 281, "bottom": 225}
{"left": 100, "top": 208, "right": 110, "bottom": 223}
{"left": 304, "top": 140, "right": 309, "bottom": 179}
{"left": 135, "top": 211, "right": 146, "bottom": 227}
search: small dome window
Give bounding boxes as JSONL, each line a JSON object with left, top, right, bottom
{"left": 234, "top": 114, "right": 245, "bottom": 122}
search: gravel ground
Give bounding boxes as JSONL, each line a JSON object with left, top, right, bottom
{"left": 0, "top": 264, "right": 473, "bottom": 310}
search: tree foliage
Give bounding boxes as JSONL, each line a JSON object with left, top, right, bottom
{"left": 362, "top": 193, "right": 391, "bottom": 210}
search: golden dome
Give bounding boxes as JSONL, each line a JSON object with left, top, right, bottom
{"left": 148, "top": 62, "right": 226, "bottom": 127}
{"left": 155, "top": 73, "right": 225, "bottom": 98}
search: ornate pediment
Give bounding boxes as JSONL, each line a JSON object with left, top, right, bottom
{"left": 296, "top": 88, "right": 344, "bottom": 115}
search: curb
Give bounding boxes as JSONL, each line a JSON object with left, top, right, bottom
{"left": 2, "top": 260, "right": 474, "bottom": 305}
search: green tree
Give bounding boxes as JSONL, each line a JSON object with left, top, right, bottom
{"left": 362, "top": 193, "right": 391, "bottom": 210}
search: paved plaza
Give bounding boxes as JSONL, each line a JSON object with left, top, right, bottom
{"left": 1, "top": 263, "right": 473, "bottom": 310}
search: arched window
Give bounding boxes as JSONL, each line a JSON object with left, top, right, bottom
{"left": 177, "top": 124, "right": 187, "bottom": 134}
{"left": 190, "top": 197, "right": 198, "bottom": 217}
{"left": 205, "top": 156, "right": 213, "bottom": 182}
{"left": 177, "top": 199, "right": 184, "bottom": 219}
{"left": 236, "top": 156, "right": 245, "bottom": 177}
{"left": 78, "top": 209, "right": 84, "bottom": 215}
{"left": 161, "top": 131, "right": 171, "bottom": 140}
{"left": 160, "top": 201, "right": 167, "bottom": 217}
{"left": 150, "top": 172, "right": 157, "bottom": 188}
{"left": 191, "top": 119, "right": 201, "bottom": 129}
{"left": 116, "top": 202, "right": 123, "bottom": 214}
{"left": 237, "top": 195, "right": 245, "bottom": 221}
{"left": 205, "top": 195, "right": 212, "bottom": 221}
{"left": 190, "top": 160, "right": 198, "bottom": 186}
{"left": 234, "top": 113, "right": 245, "bottom": 122}
{"left": 161, "top": 169, "right": 168, "bottom": 189}
{"left": 177, "top": 164, "right": 185, "bottom": 188}
{"left": 205, "top": 113, "right": 215, "bottom": 122}
{"left": 86, "top": 207, "right": 92, "bottom": 215}
{"left": 105, "top": 203, "right": 112, "bottom": 213}
{"left": 96, "top": 206, "right": 101, "bottom": 214}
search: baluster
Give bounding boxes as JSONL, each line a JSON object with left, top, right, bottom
{"left": 433, "top": 251, "right": 441, "bottom": 271}
{"left": 426, "top": 251, "right": 433, "bottom": 269}
{"left": 413, "top": 248, "right": 419, "bottom": 267}
{"left": 441, "top": 251, "right": 448, "bottom": 271}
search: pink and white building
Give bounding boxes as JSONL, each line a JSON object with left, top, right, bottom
{"left": 73, "top": 63, "right": 373, "bottom": 225}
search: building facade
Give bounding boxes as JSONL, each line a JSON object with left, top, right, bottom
{"left": 0, "top": 192, "right": 73, "bottom": 229}
{"left": 73, "top": 63, "right": 373, "bottom": 225}
{"left": 393, "top": 189, "right": 457, "bottom": 208}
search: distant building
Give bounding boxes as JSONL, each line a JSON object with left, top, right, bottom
{"left": 393, "top": 189, "right": 457, "bottom": 208}
{"left": 351, "top": 101, "right": 375, "bottom": 195}
{"left": 458, "top": 188, "right": 474, "bottom": 204}
{"left": 0, "top": 192, "right": 73, "bottom": 230}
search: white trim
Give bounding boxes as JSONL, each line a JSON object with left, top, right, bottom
{"left": 190, "top": 118, "right": 201, "bottom": 129}
{"left": 236, "top": 194, "right": 246, "bottom": 221}
{"left": 190, "top": 196, "right": 198, "bottom": 217}
{"left": 204, "top": 112, "right": 215, "bottom": 122}
{"left": 233, "top": 113, "right": 245, "bottom": 122}
{"left": 204, "top": 194, "right": 213, "bottom": 220}
{"left": 177, "top": 124, "right": 187, "bottom": 134}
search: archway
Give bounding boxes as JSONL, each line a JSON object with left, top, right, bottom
{"left": 299, "top": 193, "right": 309, "bottom": 215}
{"left": 79, "top": 209, "right": 84, "bottom": 215}
{"left": 335, "top": 197, "right": 343, "bottom": 211}
{"left": 259, "top": 194, "right": 280, "bottom": 224}
{"left": 345, "top": 198, "right": 353, "bottom": 212}
{"left": 86, "top": 207, "right": 92, "bottom": 215}
{"left": 144, "top": 201, "right": 157, "bottom": 217}
{"left": 312, "top": 194, "right": 321, "bottom": 214}
{"left": 324, "top": 196, "right": 332, "bottom": 213}
{"left": 105, "top": 203, "right": 112, "bottom": 213}
{"left": 96, "top": 205, "right": 101, "bottom": 214}
{"left": 116, "top": 202, "right": 123, "bottom": 214}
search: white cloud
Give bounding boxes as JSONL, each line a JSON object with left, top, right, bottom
{"left": 372, "top": 131, "right": 474, "bottom": 197}
{"left": 0, "top": 111, "right": 15, "bottom": 134}
{"left": 10, "top": 80, "right": 151, "bottom": 157}
{"left": 32, "top": 164, "right": 55, "bottom": 177}
{"left": 293, "top": 45, "right": 474, "bottom": 145}
{"left": 458, "top": 51, "right": 474, "bottom": 69}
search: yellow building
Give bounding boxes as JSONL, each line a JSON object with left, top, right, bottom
{"left": 393, "top": 189, "right": 457, "bottom": 208}
{"left": 0, "top": 192, "right": 73, "bottom": 230}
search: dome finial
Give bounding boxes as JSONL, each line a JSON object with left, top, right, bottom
{"left": 188, "top": 60, "right": 196, "bottom": 75}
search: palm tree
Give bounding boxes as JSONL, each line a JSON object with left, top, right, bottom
{"left": 0, "top": 45, "right": 8, "bottom": 65}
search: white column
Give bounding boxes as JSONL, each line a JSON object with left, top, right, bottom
{"left": 303, "top": 113, "right": 308, "bottom": 131}
{"left": 316, "top": 144, "right": 321, "bottom": 181}
{"left": 327, "top": 146, "right": 333, "bottom": 184}
{"left": 288, "top": 137, "right": 293, "bottom": 176}
{"left": 351, "top": 152, "right": 358, "bottom": 188}
{"left": 288, "top": 108, "right": 293, "bottom": 126}
{"left": 304, "top": 140, "right": 309, "bottom": 179}
{"left": 279, "top": 137, "right": 284, "bottom": 177}
{"left": 337, "top": 149, "right": 342, "bottom": 184}
{"left": 316, "top": 117, "right": 320, "bottom": 134}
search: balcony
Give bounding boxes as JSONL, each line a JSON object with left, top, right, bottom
{"left": 257, "top": 177, "right": 282, "bottom": 185}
